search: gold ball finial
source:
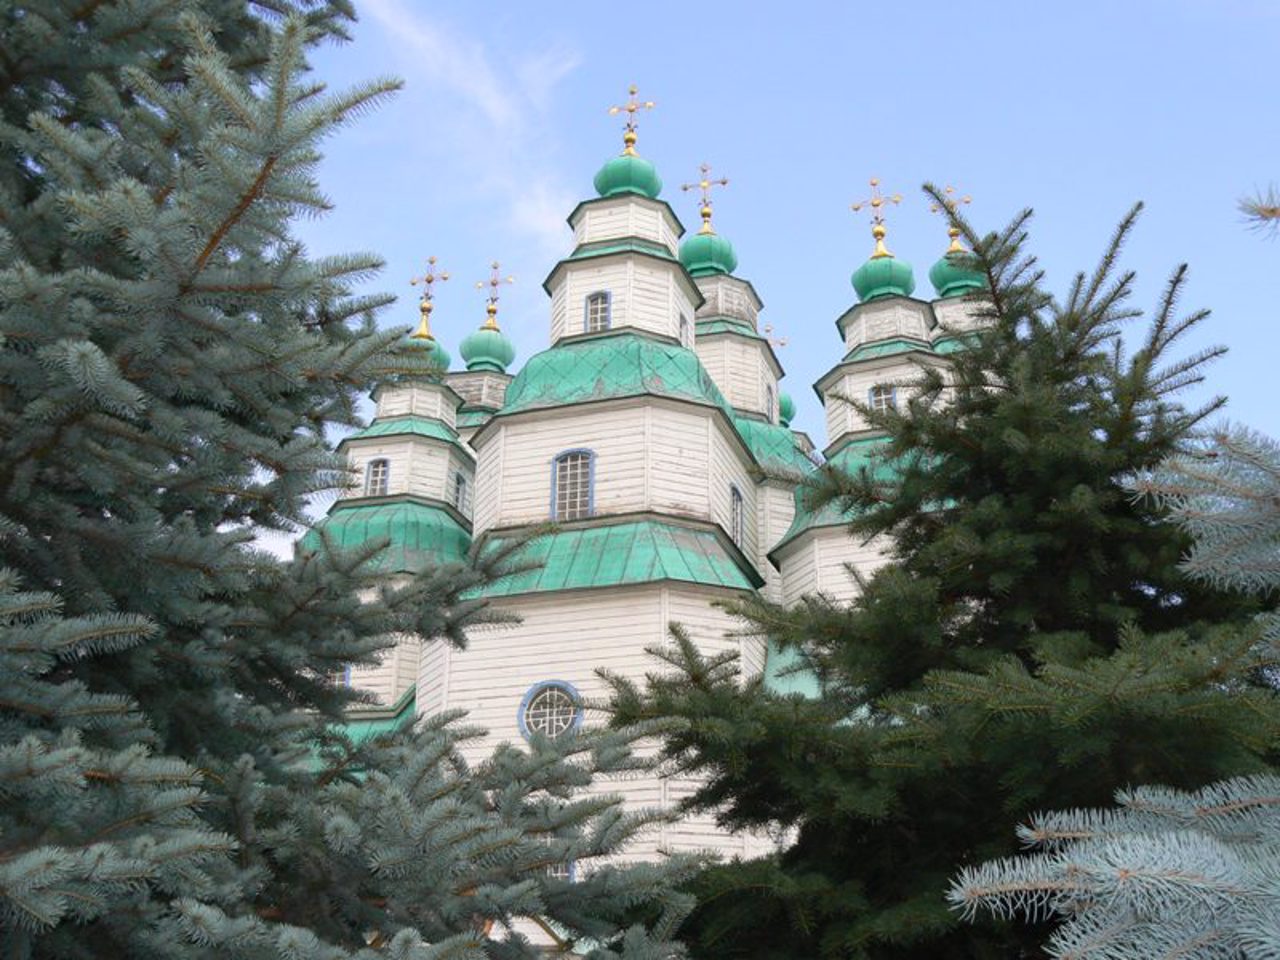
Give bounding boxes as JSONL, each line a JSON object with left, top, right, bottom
{"left": 475, "top": 261, "right": 515, "bottom": 331}
{"left": 681, "top": 162, "right": 730, "bottom": 235}
{"left": 852, "top": 178, "right": 902, "bottom": 259}
{"left": 408, "top": 256, "right": 450, "bottom": 340}
{"left": 930, "top": 185, "right": 973, "bottom": 254}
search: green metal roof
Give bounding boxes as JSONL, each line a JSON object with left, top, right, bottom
{"left": 497, "top": 331, "right": 735, "bottom": 420}
{"left": 695, "top": 316, "right": 765, "bottom": 340}
{"left": 843, "top": 337, "right": 933, "bottom": 363}
{"left": 565, "top": 238, "right": 675, "bottom": 262}
{"left": 475, "top": 519, "right": 761, "bottom": 597}
{"left": 340, "top": 686, "right": 417, "bottom": 744}
{"left": 762, "top": 641, "right": 821, "bottom": 698}
{"left": 456, "top": 407, "right": 494, "bottom": 429}
{"left": 733, "top": 415, "right": 816, "bottom": 480}
{"left": 300, "top": 499, "right": 471, "bottom": 573}
{"left": 341, "top": 417, "right": 471, "bottom": 460}
{"left": 932, "top": 333, "right": 976, "bottom": 354}
{"left": 770, "top": 437, "right": 895, "bottom": 558}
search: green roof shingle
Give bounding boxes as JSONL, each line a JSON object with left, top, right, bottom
{"left": 300, "top": 499, "right": 471, "bottom": 573}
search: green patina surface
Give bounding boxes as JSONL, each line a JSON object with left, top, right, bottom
{"left": 476, "top": 519, "right": 760, "bottom": 597}
{"left": 932, "top": 334, "right": 975, "bottom": 355}
{"left": 733, "top": 415, "right": 815, "bottom": 480}
{"left": 498, "top": 331, "right": 735, "bottom": 419}
{"left": 762, "top": 640, "right": 821, "bottom": 698}
{"left": 695, "top": 316, "right": 765, "bottom": 340}
{"left": 843, "top": 337, "right": 934, "bottom": 363}
{"left": 565, "top": 237, "right": 675, "bottom": 262}
{"left": 301, "top": 499, "right": 471, "bottom": 572}
{"left": 342, "top": 416, "right": 472, "bottom": 459}
{"left": 456, "top": 407, "right": 494, "bottom": 429}
{"left": 770, "top": 437, "right": 896, "bottom": 557}
{"left": 341, "top": 686, "right": 417, "bottom": 744}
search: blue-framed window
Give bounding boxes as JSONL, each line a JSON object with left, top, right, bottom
{"left": 765, "top": 384, "right": 775, "bottom": 423}
{"left": 518, "top": 680, "right": 583, "bottom": 740}
{"left": 679, "top": 314, "right": 691, "bottom": 347}
{"left": 584, "top": 291, "right": 611, "bottom": 332}
{"left": 730, "top": 485, "right": 744, "bottom": 547}
{"left": 551, "top": 449, "right": 594, "bottom": 520}
{"left": 868, "top": 384, "right": 897, "bottom": 413}
{"left": 364, "top": 458, "right": 389, "bottom": 496}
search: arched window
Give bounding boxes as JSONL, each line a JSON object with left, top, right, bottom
{"left": 730, "top": 485, "right": 744, "bottom": 547}
{"left": 765, "top": 384, "right": 775, "bottom": 423}
{"left": 868, "top": 384, "right": 897, "bottom": 413}
{"left": 552, "top": 449, "right": 594, "bottom": 520}
{"left": 364, "top": 458, "right": 389, "bottom": 496}
{"left": 519, "top": 680, "right": 582, "bottom": 739}
{"left": 584, "top": 291, "right": 611, "bottom": 333}
{"left": 679, "top": 314, "right": 691, "bottom": 348}
{"left": 451, "top": 470, "right": 469, "bottom": 514}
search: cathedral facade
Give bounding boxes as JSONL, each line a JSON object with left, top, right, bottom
{"left": 303, "top": 103, "right": 988, "bottom": 861}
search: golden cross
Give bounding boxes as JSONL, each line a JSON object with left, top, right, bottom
{"left": 929, "top": 185, "right": 973, "bottom": 253}
{"left": 475, "top": 261, "right": 515, "bottom": 330}
{"left": 681, "top": 162, "right": 730, "bottom": 235}
{"left": 763, "top": 323, "right": 788, "bottom": 350}
{"left": 850, "top": 178, "right": 903, "bottom": 259}
{"left": 607, "top": 84, "right": 656, "bottom": 156}
{"left": 408, "top": 256, "right": 449, "bottom": 340}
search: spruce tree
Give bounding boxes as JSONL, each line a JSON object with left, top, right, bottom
{"left": 1, "top": 3, "right": 696, "bottom": 956}
{"left": 607, "top": 195, "right": 1280, "bottom": 958}
{"left": 950, "top": 425, "right": 1280, "bottom": 958}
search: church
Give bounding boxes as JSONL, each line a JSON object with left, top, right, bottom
{"left": 302, "top": 86, "right": 988, "bottom": 860}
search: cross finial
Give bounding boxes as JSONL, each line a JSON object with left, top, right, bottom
{"left": 475, "top": 261, "right": 515, "bottom": 331}
{"left": 408, "top": 256, "right": 449, "bottom": 340}
{"left": 930, "top": 185, "right": 973, "bottom": 254}
{"left": 607, "top": 84, "right": 656, "bottom": 156}
{"left": 681, "top": 162, "right": 730, "bottom": 235}
{"left": 763, "top": 323, "right": 788, "bottom": 350}
{"left": 850, "top": 178, "right": 903, "bottom": 259}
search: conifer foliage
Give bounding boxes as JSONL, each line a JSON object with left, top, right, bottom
{"left": 1, "top": 3, "right": 694, "bottom": 956}
{"left": 950, "top": 426, "right": 1280, "bottom": 958}
{"left": 607, "top": 195, "right": 1280, "bottom": 958}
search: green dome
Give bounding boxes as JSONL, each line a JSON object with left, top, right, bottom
{"left": 929, "top": 251, "right": 986, "bottom": 299}
{"left": 593, "top": 154, "right": 662, "bottom": 199}
{"left": 679, "top": 230, "right": 738, "bottom": 277}
{"left": 852, "top": 255, "right": 915, "bottom": 302}
{"left": 501, "top": 330, "right": 732, "bottom": 418}
{"left": 300, "top": 500, "right": 471, "bottom": 573}
{"left": 459, "top": 325, "right": 516, "bottom": 373}
{"left": 408, "top": 334, "right": 451, "bottom": 371}
{"left": 778, "top": 392, "right": 796, "bottom": 427}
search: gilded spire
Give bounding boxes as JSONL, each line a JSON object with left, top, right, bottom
{"left": 607, "top": 84, "right": 656, "bottom": 156}
{"left": 680, "top": 162, "right": 730, "bottom": 235}
{"left": 408, "top": 256, "right": 449, "bottom": 340}
{"left": 475, "top": 261, "right": 515, "bottom": 331}
{"left": 930, "top": 185, "right": 972, "bottom": 254}
{"left": 850, "top": 178, "right": 903, "bottom": 259}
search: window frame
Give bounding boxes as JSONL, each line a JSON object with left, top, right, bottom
{"left": 451, "top": 469, "right": 469, "bottom": 514}
{"left": 765, "top": 384, "right": 775, "bottom": 423}
{"left": 730, "top": 484, "right": 745, "bottom": 548}
{"left": 550, "top": 448, "right": 596, "bottom": 521}
{"left": 364, "top": 457, "right": 390, "bottom": 497}
{"left": 679, "top": 314, "right": 691, "bottom": 348}
{"left": 584, "top": 291, "right": 612, "bottom": 333}
{"left": 518, "top": 679, "right": 584, "bottom": 740}
{"left": 868, "top": 384, "right": 898, "bottom": 414}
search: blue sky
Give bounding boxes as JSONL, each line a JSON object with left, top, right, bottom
{"left": 299, "top": 0, "right": 1280, "bottom": 445}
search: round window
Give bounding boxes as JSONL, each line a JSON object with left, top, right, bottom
{"left": 521, "top": 682, "right": 581, "bottom": 739}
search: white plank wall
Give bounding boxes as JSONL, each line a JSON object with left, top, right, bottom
{"left": 549, "top": 259, "right": 697, "bottom": 344}
{"left": 756, "top": 483, "right": 797, "bottom": 601}
{"left": 571, "top": 197, "right": 681, "bottom": 254}
{"left": 841, "top": 298, "right": 935, "bottom": 354}
{"left": 695, "top": 335, "right": 778, "bottom": 418}
{"left": 348, "top": 635, "right": 421, "bottom": 706}
{"left": 375, "top": 383, "right": 457, "bottom": 428}
{"left": 708, "top": 419, "right": 758, "bottom": 560}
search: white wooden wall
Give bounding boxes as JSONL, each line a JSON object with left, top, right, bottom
{"left": 570, "top": 196, "right": 682, "bottom": 254}
{"left": 821, "top": 354, "right": 948, "bottom": 448}
{"left": 374, "top": 382, "right": 458, "bottom": 429}
{"left": 347, "top": 634, "right": 421, "bottom": 706}
{"left": 342, "top": 437, "right": 474, "bottom": 509}
{"left": 755, "top": 482, "right": 797, "bottom": 601}
{"left": 931, "top": 296, "right": 986, "bottom": 340}
{"left": 473, "top": 401, "right": 757, "bottom": 548}
{"left": 445, "top": 370, "right": 510, "bottom": 411}
{"left": 693, "top": 274, "right": 761, "bottom": 327}
{"left": 776, "top": 527, "right": 888, "bottom": 607}
{"left": 695, "top": 335, "right": 779, "bottom": 419}
{"left": 841, "top": 298, "right": 934, "bottom": 354}
{"left": 548, "top": 258, "right": 698, "bottom": 344}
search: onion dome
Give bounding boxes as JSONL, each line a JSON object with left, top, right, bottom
{"left": 852, "top": 225, "right": 915, "bottom": 301}
{"left": 779, "top": 392, "right": 796, "bottom": 427}
{"left": 460, "top": 325, "right": 516, "bottom": 373}
{"left": 407, "top": 300, "right": 452, "bottom": 370}
{"left": 929, "top": 229, "right": 986, "bottom": 298}
{"left": 594, "top": 85, "right": 662, "bottom": 199}
{"left": 678, "top": 162, "right": 736, "bottom": 276}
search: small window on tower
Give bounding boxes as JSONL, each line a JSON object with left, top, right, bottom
{"left": 868, "top": 384, "right": 897, "bottom": 413}
{"left": 730, "top": 485, "right": 744, "bottom": 547}
{"left": 552, "top": 450, "right": 594, "bottom": 521}
{"left": 364, "top": 458, "right": 389, "bottom": 497}
{"left": 585, "top": 292, "right": 611, "bottom": 332}
{"left": 679, "top": 314, "right": 691, "bottom": 347}
{"left": 451, "top": 470, "right": 469, "bottom": 515}
{"left": 765, "top": 384, "right": 775, "bottom": 423}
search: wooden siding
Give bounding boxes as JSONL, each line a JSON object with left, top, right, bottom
{"left": 446, "top": 371, "right": 511, "bottom": 410}
{"left": 348, "top": 634, "right": 420, "bottom": 706}
{"left": 572, "top": 197, "right": 681, "bottom": 254}
{"left": 375, "top": 382, "right": 457, "bottom": 428}
{"left": 777, "top": 527, "right": 888, "bottom": 606}
{"left": 756, "top": 482, "right": 796, "bottom": 601}
{"left": 548, "top": 259, "right": 697, "bottom": 344}
{"left": 692, "top": 274, "right": 761, "bottom": 326}
{"left": 841, "top": 298, "right": 935, "bottom": 354}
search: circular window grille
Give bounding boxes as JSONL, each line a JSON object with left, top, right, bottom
{"left": 523, "top": 684, "right": 579, "bottom": 738}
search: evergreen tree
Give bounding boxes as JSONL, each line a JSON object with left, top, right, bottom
{"left": 950, "top": 425, "right": 1280, "bottom": 958}
{"left": 1, "top": 3, "right": 696, "bottom": 956}
{"left": 607, "top": 195, "right": 1280, "bottom": 958}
